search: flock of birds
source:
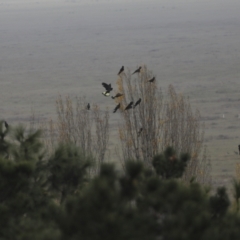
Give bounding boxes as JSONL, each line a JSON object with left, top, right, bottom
{"left": 86, "top": 66, "right": 155, "bottom": 114}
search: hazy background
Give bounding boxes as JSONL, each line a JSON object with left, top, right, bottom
{"left": 1, "top": 0, "right": 240, "bottom": 187}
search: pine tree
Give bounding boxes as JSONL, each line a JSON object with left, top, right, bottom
{"left": 47, "top": 144, "right": 92, "bottom": 204}
{"left": 0, "top": 122, "right": 57, "bottom": 239}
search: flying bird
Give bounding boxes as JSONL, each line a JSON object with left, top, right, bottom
{"left": 125, "top": 101, "right": 133, "bottom": 110}
{"left": 86, "top": 103, "right": 90, "bottom": 110}
{"left": 148, "top": 77, "right": 155, "bottom": 83}
{"left": 134, "top": 98, "right": 141, "bottom": 108}
{"left": 111, "top": 93, "right": 123, "bottom": 99}
{"left": 102, "top": 82, "right": 113, "bottom": 97}
{"left": 118, "top": 66, "right": 124, "bottom": 75}
{"left": 113, "top": 103, "right": 121, "bottom": 113}
{"left": 102, "top": 82, "right": 113, "bottom": 92}
{"left": 132, "top": 66, "right": 142, "bottom": 75}
{"left": 102, "top": 92, "right": 110, "bottom": 97}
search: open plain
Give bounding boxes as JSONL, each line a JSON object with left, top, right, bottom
{"left": 1, "top": 0, "right": 240, "bottom": 189}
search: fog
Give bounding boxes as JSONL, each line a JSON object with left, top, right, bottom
{"left": 1, "top": 0, "right": 240, "bottom": 183}
{"left": 1, "top": 0, "right": 239, "bottom": 115}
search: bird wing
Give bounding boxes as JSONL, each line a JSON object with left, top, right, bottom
{"left": 102, "top": 82, "right": 110, "bottom": 90}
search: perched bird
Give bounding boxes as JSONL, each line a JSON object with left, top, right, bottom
{"left": 118, "top": 66, "right": 124, "bottom": 75}
{"left": 125, "top": 101, "right": 133, "bottom": 110}
{"left": 86, "top": 103, "right": 90, "bottom": 110}
{"left": 134, "top": 98, "right": 141, "bottom": 108}
{"left": 112, "top": 93, "right": 123, "bottom": 99}
{"left": 132, "top": 66, "right": 142, "bottom": 75}
{"left": 102, "top": 82, "right": 113, "bottom": 97}
{"left": 137, "top": 128, "right": 143, "bottom": 137}
{"left": 148, "top": 77, "right": 155, "bottom": 83}
{"left": 113, "top": 103, "right": 121, "bottom": 113}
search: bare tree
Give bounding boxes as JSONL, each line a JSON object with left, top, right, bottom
{"left": 115, "top": 65, "right": 211, "bottom": 184}
{"left": 41, "top": 95, "right": 109, "bottom": 171}
{"left": 116, "top": 66, "right": 163, "bottom": 167}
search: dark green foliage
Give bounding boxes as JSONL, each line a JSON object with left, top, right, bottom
{"left": 58, "top": 162, "right": 157, "bottom": 240}
{"left": 232, "top": 178, "right": 240, "bottom": 212}
{"left": 47, "top": 144, "right": 92, "bottom": 204}
{"left": 209, "top": 187, "right": 230, "bottom": 218}
{"left": 0, "top": 122, "right": 57, "bottom": 239}
{"left": 152, "top": 146, "right": 189, "bottom": 179}
{"left": 1, "top": 121, "right": 240, "bottom": 240}
{"left": 11, "top": 125, "right": 43, "bottom": 162}
{"left": 0, "top": 120, "right": 10, "bottom": 158}
{"left": 120, "top": 161, "right": 143, "bottom": 200}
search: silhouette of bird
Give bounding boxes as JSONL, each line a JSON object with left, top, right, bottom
{"left": 148, "top": 77, "right": 155, "bottom": 83}
{"left": 118, "top": 66, "right": 124, "bottom": 75}
{"left": 112, "top": 93, "right": 123, "bottom": 99}
{"left": 125, "top": 101, "right": 133, "bottom": 110}
{"left": 134, "top": 98, "right": 141, "bottom": 108}
{"left": 102, "top": 82, "right": 113, "bottom": 96}
{"left": 113, "top": 103, "right": 121, "bottom": 113}
{"left": 137, "top": 128, "right": 143, "bottom": 137}
{"left": 87, "top": 103, "right": 90, "bottom": 110}
{"left": 132, "top": 66, "right": 142, "bottom": 75}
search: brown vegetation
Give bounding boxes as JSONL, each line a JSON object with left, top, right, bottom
{"left": 115, "top": 66, "right": 211, "bottom": 184}
{"left": 41, "top": 95, "right": 109, "bottom": 172}
{"left": 39, "top": 66, "right": 210, "bottom": 183}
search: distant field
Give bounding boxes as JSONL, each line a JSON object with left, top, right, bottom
{"left": 1, "top": 0, "right": 240, "bottom": 189}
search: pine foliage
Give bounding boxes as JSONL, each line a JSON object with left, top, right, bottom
{"left": 1, "top": 121, "right": 240, "bottom": 240}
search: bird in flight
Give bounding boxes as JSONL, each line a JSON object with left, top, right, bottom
{"left": 134, "top": 98, "right": 141, "bottom": 108}
{"left": 102, "top": 82, "right": 113, "bottom": 97}
{"left": 112, "top": 93, "right": 123, "bottom": 99}
{"left": 102, "top": 92, "right": 110, "bottom": 97}
{"left": 118, "top": 66, "right": 124, "bottom": 75}
{"left": 125, "top": 101, "right": 133, "bottom": 110}
{"left": 132, "top": 66, "right": 142, "bottom": 75}
{"left": 113, "top": 103, "right": 121, "bottom": 113}
{"left": 86, "top": 103, "right": 90, "bottom": 110}
{"left": 148, "top": 77, "right": 155, "bottom": 83}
